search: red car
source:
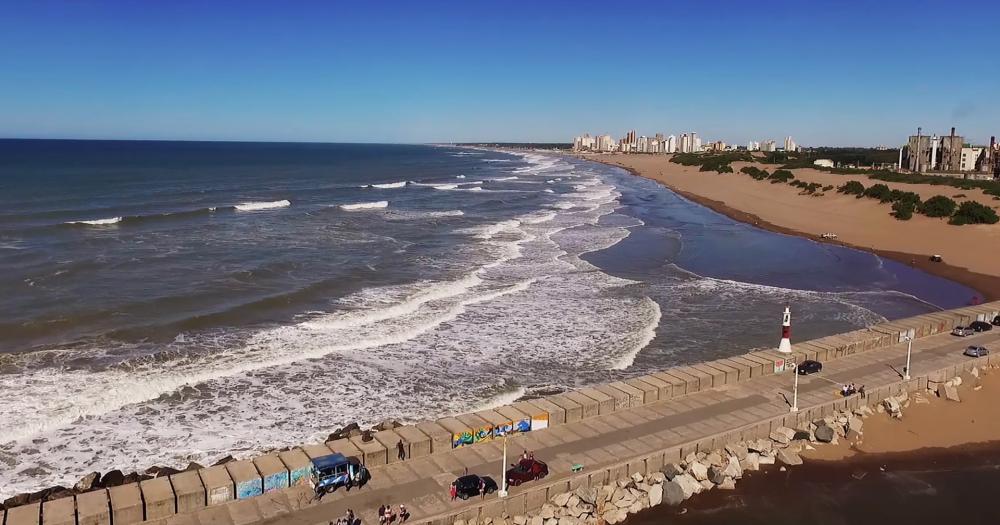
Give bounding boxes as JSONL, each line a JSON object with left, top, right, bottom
{"left": 505, "top": 458, "right": 548, "bottom": 486}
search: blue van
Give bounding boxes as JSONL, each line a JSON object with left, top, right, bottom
{"left": 312, "top": 453, "right": 369, "bottom": 493}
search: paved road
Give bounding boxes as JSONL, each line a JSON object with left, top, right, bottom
{"left": 168, "top": 329, "right": 999, "bottom": 525}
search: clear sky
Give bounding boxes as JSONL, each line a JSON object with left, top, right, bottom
{"left": 1, "top": 0, "right": 998, "bottom": 146}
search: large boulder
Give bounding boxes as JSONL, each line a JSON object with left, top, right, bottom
{"left": 512, "top": 516, "right": 527, "bottom": 525}
{"left": 708, "top": 465, "right": 727, "bottom": 485}
{"left": 552, "top": 492, "right": 572, "bottom": 507}
{"left": 722, "top": 457, "right": 742, "bottom": 480}
{"left": 529, "top": 516, "right": 543, "bottom": 525}
{"left": 704, "top": 451, "right": 723, "bottom": 467}
{"left": 675, "top": 473, "right": 702, "bottom": 498}
{"left": 74, "top": 472, "right": 101, "bottom": 492}
{"left": 758, "top": 453, "right": 775, "bottom": 465}
{"left": 99, "top": 470, "right": 125, "bottom": 488}
{"left": 574, "top": 487, "right": 597, "bottom": 506}
{"left": 539, "top": 505, "right": 556, "bottom": 519}
{"left": 647, "top": 484, "right": 663, "bottom": 506}
{"left": 743, "top": 452, "right": 760, "bottom": 471}
{"left": 846, "top": 416, "right": 863, "bottom": 433}
{"left": 775, "top": 448, "right": 803, "bottom": 466}
{"left": 648, "top": 472, "right": 666, "bottom": 484}
{"left": 718, "top": 477, "right": 737, "bottom": 490}
{"left": 749, "top": 439, "right": 773, "bottom": 454}
{"left": 603, "top": 509, "right": 627, "bottom": 525}
{"left": 688, "top": 461, "right": 709, "bottom": 481}
{"left": 662, "top": 479, "right": 687, "bottom": 506}
{"left": 630, "top": 472, "right": 644, "bottom": 484}
{"left": 724, "top": 443, "right": 749, "bottom": 461}
{"left": 661, "top": 463, "right": 684, "bottom": 480}
{"left": 883, "top": 398, "right": 902, "bottom": 417}
{"left": 814, "top": 425, "right": 835, "bottom": 443}
{"left": 940, "top": 384, "right": 961, "bottom": 402}
{"left": 769, "top": 427, "right": 795, "bottom": 445}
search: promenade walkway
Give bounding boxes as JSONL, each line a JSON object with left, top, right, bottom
{"left": 246, "top": 329, "right": 999, "bottom": 525}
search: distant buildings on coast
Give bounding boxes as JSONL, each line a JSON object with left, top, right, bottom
{"left": 900, "top": 126, "right": 999, "bottom": 180}
{"left": 572, "top": 131, "right": 798, "bottom": 154}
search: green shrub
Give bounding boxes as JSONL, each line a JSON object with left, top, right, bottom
{"left": 891, "top": 201, "right": 914, "bottom": 220}
{"left": 949, "top": 201, "right": 1000, "bottom": 225}
{"left": 918, "top": 196, "right": 958, "bottom": 218}
{"left": 889, "top": 190, "right": 921, "bottom": 205}
{"left": 863, "top": 183, "right": 893, "bottom": 202}
{"left": 838, "top": 180, "right": 865, "bottom": 196}
{"left": 716, "top": 165, "right": 733, "bottom": 174}
{"left": 823, "top": 185, "right": 834, "bottom": 191}
{"left": 769, "top": 169, "right": 794, "bottom": 183}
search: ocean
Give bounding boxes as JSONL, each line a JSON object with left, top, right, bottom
{"left": 0, "top": 140, "right": 977, "bottom": 497}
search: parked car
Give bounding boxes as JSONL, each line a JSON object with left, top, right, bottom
{"left": 952, "top": 326, "right": 975, "bottom": 337}
{"left": 797, "top": 360, "right": 823, "bottom": 375}
{"left": 964, "top": 346, "right": 989, "bottom": 358}
{"left": 312, "top": 453, "right": 369, "bottom": 493}
{"left": 506, "top": 458, "right": 548, "bottom": 486}
{"left": 929, "top": 255, "right": 943, "bottom": 262}
{"left": 453, "top": 474, "right": 498, "bottom": 500}
{"left": 970, "top": 320, "right": 994, "bottom": 332}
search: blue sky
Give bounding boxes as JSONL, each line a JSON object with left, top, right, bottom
{"left": 1, "top": 0, "right": 997, "bottom": 146}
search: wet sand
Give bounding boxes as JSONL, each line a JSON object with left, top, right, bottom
{"left": 583, "top": 154, "right": 1000, "bottom": 301}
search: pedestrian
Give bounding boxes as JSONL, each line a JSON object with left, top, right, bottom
{"left": 383, "top": 505, "right": 393, "bottom": 525}
{"left": 399, "top": 504, "right": 409, "bottom": 523}
{"left": 378, "top": 505, "right": 385, "bottom": 525}
{"left": 479, "top": 478, "right": 486, "bottom": 499}
{"left": 522, "top": 449, "right": 528, "bottom": 461}
{"left": 859, "top": 384, "right": 866, "bottom": 399}
{"left": 450, "top": 483, "right": 457, "bottom": 501}
{"left": 397, "top": 439, "right": 406, "bottom": 461}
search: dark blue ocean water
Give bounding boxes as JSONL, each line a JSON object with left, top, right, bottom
{"left": 0, "top": 140, "right": 976, "bottom": 496}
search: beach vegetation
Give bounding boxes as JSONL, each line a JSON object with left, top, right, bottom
{"left": 949, "top": 201, "right": 1000, "bottom": 225}
{"left": 889, "top": 190, "right": 921, "bottom": 206}
{"left": 918, "top": 196, "right": 958, "bottom": 218}
{"left": 891, "top": 200, "right": 914, "bottom": 220}
{"left": 768, "top": 169, "right": 794, "bottom": 183}
{"left": 837, "top": 181, "right": 865, "bottom": 196}
{"left": 823, "top": 185, "right": 834, "bottom": 191}
{"left": 862, "top": 183, "right": 893, "bottom": 203}
{"left": 740, "top": 166, "right": 769, "bottom": 180}
{"left": 716, "top": 165, "right": 734, "bottom": 174}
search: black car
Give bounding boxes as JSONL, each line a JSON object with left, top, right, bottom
{"left": 993, "top": 315, "right": 1000, "bottom": 326}
{"left": 970, "top": 321, "right": 993, "bottom": 332}
{"left": 797, "top": 360, "right": 822, "bottom": 375}
{"left": 453, "top": 475, "right": 498, "bottom": 500}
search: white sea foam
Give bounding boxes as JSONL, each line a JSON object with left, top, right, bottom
{"left": 432, "top": 184, "right": 459, "bottom": 190}
{"left": 234, "top": 200, "right": 291, "bottom": 212}
{"left": 340, "top": 201, "right": 389, "bottom": 211}
{"left": 490, "top": 176, "right": 519, "bottom": 181}
{"left": 364, "top": 181, "right": 408, "bottom": 189}
{"left": 456, "top": 175, "right": 466, "bottom": 179}
{"left": 65, "top": 217, "right": 123, "bottom": 225}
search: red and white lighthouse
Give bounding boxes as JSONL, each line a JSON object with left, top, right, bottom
{"left": 778, "top": 306, "right": 792, "bottom": 353}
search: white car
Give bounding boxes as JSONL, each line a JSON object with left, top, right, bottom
{"left": 952, "top": 326, "right": 975, "bottom": 337}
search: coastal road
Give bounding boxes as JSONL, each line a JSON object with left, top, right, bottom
{"left": 170, "top": 329, "right": 999, "bottom": 525}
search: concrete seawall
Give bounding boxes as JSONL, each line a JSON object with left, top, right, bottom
{"left": 3, "top": 302, "right": 999, "bottom": 525}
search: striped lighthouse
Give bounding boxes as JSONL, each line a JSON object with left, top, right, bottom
{"left": 778, "top": 306, "right": 792, "bottom": 353}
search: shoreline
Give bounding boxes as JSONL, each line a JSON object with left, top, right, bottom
{"left": 584, "top": 156, "right": 1000, "bottom": 302}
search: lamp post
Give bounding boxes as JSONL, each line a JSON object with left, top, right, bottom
{"left": 903, "top": 335, "right": 913, "bottom": 381}
{"left": 498, "top": 435, "right": 508, "bottom": 498}
{"left": 790, "top": 361, "right": 799, "bottom": 413}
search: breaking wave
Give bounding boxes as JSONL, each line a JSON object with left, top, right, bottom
{"left": 234, "top": 200, "right": 291, "bottom": 212}
{"left": 340, "top": 201, "right": 389, "bottom": 211}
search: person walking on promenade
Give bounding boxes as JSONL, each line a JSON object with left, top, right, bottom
{"left": 378, "top": 505, "right": 386, "bottom": 525}
{"left": 449, "top": 483, "right": 457, "bottom": 501}
{"left": 397, "top": 439, "right": 406, "bottom": 461}
{"left": 479, "top": 478, "right": 486, "bottom": 499}
{"left": 399, "top": 504, "right": 409, "bottom": 522}
{"left": 383, "top": 505, "right": 394, "bottom": 524}
{"left": 859, "top": 384, "right": 866, "bottom": 399}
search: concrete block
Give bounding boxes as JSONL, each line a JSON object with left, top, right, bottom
{"left": 503, "top": 493, "right": 526, "bottom": 516}
{"left": 563, "top": 390, "right": 600, "bottom": 419}
{"left": 568, "top": 472, "right": 588, "bottom": 491}
{"left": 593, "top": 384, "right": 630, "bottom": 410}
{"left": 76, "top": 489, "right": 111, "bottom": 525}
{"left": 608, "top": 463, "right": 627, "bottom": 483}
{"left": 225, "top": 460, "right": 262, "bottom": 500}
{"left": 546, "top": 394, "right": 583, "bottom": 423}
{"left": 669, "top": 367, "right": 706, "bottom": 392}
{"left": 519, "top": 398, "right": 564, "bottom": 427}
{"left": 276, "top": 448, "right": 312, "bottom": 487}
{"left": 416, "top": 421, "right": 455, "bottom": 453}
{"left": 300, "top": 443, "right": 334, "bottom": 460}
{"left": 494, "top": 405, "right": 533, "bottom": 434}
{"left": 108, "top": 483, "right": 143, "bottom": 525}
{"left": 373, "top": 428, "right": 407, "bottom": 463}
{"left": 608, "top": 381, "right": 643, "bottom": 407}
{"left": 6, "top": 503, "right": 40, "bottom": 525}
{"left": 577, "top": 387, "right": 615, "bottom": 414}
{"left": 627, "top": 458, "right": 647, "bottom": 477}
{"left": 140, "top": 476, "right": 176, "bottom": 519}
{"left": 720, "top": 358, "right": 751, "bottom": 382}
{"left": 169, "top": 470, "right": 206, "bottom": 513}
{"left": 474, "top": 409, "right": 515, "bottom": 438}
{"left": 349, "top": 435, "right": 388, "bottom": 466}
{"left": 41, "top": 497, "right": 74, "bottom": 525}
{"left": 226, "top": 497, "right": 261, "bottom": 525}
{"left": 198, "top": 465, "right": 235, "bottom": 506}
{"left": 393, "top": 425, "right": 433, "bottom": 458}
{"left": 645, "top": 451, "right": 664, "bottom": 473}
{"left": 637, "top": 374, "right": 671, "bottom": 400}
{"left": 623, "top": 378, "right": 658, "bottom": 404}
{"left": 436, "top": 417, "right": 472, "bottom": 449}
{"left": 730, "top": 356, "right": 763, "bottom": 378}
{"left": 251, "top": 454, "right": 288, "bottom": 494}
{"left": 326, "top": 437, "right": 363, "bottom": 463}
{"left": 742, "top": 353, "right": 774, "bottom": 376}
{"left": 704, "top": 361, "right": 738, "bottom": 385}
{"left": 456, "top": 413, "right": 495, "bottom": 443}
{"left": 589, "top": 468, "right": 609, "bottom": 487}
{"left": 653, "top": 371, "right": 689, "bottom": 395}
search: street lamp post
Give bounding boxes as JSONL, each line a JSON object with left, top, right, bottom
{"left": 903, "top": 335, "right": 913, "bottom": 381}
{"left": 790, "top": 361, "right": 799, "bottom": 413}
{"left": 498, "top": 435, "right": 508, "bottom": 498}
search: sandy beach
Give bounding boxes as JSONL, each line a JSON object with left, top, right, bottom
{"left": 584, "top": 153, "right": 1000, "bottom": 300}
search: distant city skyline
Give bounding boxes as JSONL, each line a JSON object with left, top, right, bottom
{"left": 1, "top": 1, "right": 998, "bottom": 146}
